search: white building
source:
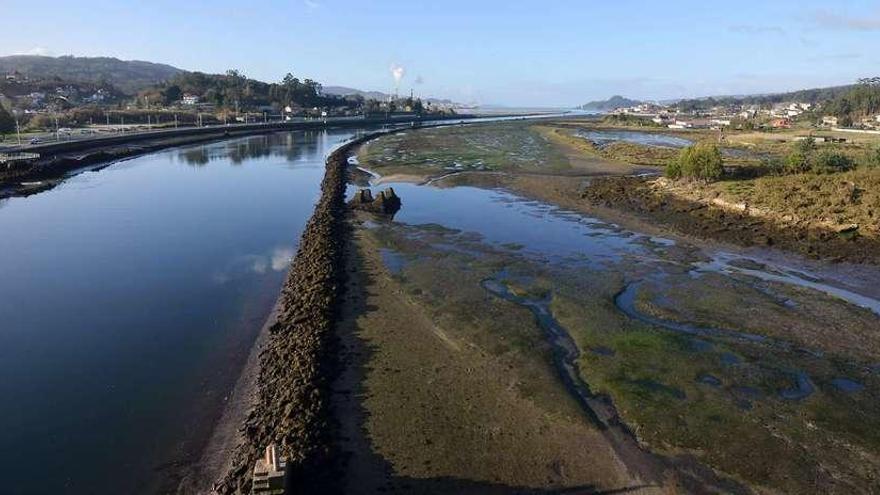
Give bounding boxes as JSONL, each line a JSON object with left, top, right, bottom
{"left": 822, "top": 116, "right": 839, "bottom": 127}
{"left": 181, "top": 94, "right": 200, "bottom": 106}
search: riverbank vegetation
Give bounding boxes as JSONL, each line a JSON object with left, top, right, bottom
{"left": 665, "top": 143, "right": 724, "bottom": 181}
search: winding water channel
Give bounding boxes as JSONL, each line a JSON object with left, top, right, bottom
{"left": 363, "top": 173, "right": 880, "bottom": 488}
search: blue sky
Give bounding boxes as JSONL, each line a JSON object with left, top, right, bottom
{"left": 2, "top": 0, "right": 879, "bottom": 106}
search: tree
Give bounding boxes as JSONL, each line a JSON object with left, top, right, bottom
{"left": 666, "top": 142, "right": 724, "bottom": 181}
{"left": 0, "top": 103, "right": 15, "bottom": 134}
{"left": 162, "top": 85, "right": 182, "bottom": 105}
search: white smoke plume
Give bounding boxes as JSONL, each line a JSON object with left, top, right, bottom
{"left": 390, "top": 63, "right": 405, "bottom": 93}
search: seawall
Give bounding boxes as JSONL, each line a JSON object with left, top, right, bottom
{"left": 212, "top": 130, "right": 379, "bottom": 494}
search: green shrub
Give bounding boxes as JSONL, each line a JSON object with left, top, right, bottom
{"left": 760, "top": 156, "right": 786, "bottom": 176}
{"left": 666, "top": 142, "right": 724, "bottom": 181}
{"left": 811, "top": 150, "right": 855, "bottom": 174}
{"left": 665, "top": 158, "right": 683, "bottom": 179}
{"left": 864, "top": 145, "right": 880, "bottom": 169}
{"left": 785, "top": 150, "right": 811, "bottom": 174}
{"left": 795, "top": 136, "right": 816, "bottom": 154}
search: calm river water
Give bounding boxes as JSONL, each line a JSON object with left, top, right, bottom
{"left": 0, "top": 129, "right": 361, "bottom": 494}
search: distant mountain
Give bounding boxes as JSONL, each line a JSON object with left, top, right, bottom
{"left": 322, "top": 85, "right": 458, "bottom": 106}
{"left": 0, "top": 55, "right": 183, "bottom": 94}
{"left": 579, "top": 95, "right": 642, "bottom": 112}
{"left": 322, "top": 86, "right": 393, "bottom": 101}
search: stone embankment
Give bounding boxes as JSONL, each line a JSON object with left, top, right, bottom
{"left": 214, "top": 135, "right": 369, "bottom": 494}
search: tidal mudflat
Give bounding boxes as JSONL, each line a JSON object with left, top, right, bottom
{"left": 344, "top": 123, "right": 880, "bottom": 493}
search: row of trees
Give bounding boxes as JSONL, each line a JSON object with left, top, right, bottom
{"left": 139, "top": 70, "right": 349, "bottom": 111}
{"left": 821, "top": 80, "right": 880, "bottom": 126}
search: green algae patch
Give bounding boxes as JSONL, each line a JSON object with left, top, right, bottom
{"left": 358, "top": 122, "right": 573, "bottom": 178}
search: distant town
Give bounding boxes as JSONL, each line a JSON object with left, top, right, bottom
{"left": 590, "top": 77, "right": 880, "bottom": 134}
{"left": 0, "top": 57, "right": 460, "bottom": 146}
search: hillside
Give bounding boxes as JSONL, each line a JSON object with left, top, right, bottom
{"left": 0, "top": 55, "right": 183, "bottom": 94}
{"left": 672, "top": 85, "right": 856, "bottom": 112}
{"left": 580, "top": 95, "right": 642, "bottom": 112}
{"left": 322, "top": 85, "right": 392, "bottom": 101}
{"left": 323, "top": 85, "right": 458, "bottom": 106}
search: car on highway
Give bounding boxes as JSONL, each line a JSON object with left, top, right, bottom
{"left": 29, "top": 138, "right": 41, "bottom": 145}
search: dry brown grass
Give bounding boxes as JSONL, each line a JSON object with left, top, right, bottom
{"left": 712, "top": 168, "right": 880, "bottom": 238}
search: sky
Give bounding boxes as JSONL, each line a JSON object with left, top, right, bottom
{"left": 2, "top": 0, "right": 879, "bottom": 106}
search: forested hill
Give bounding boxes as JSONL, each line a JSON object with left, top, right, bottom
{"left": 580, "top": 95, "right": 642, "bottom": 111}
{"left": 673, "top": 85, "right": 857, "bottom": 112}
{"left": 0, "top": 55, "right": 183, "bottom": 94}
{"left": 673, "top": 79, "right": 880, "bottom": 125}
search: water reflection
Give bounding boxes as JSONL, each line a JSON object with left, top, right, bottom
{"left": 176, "top": 131, "right": 329, "bottom": 166}
{"left": 0, "top": 128, "right": 358, "bottom": 494}
{"left": 213, "top": 246, "right": 295, "bottom": 284}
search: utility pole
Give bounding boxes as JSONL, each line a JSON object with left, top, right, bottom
{"left": 106, "top": 113, "right": 110, "bottom": 127}
{"left": 13, "top": 109, "right": 21, "bottom": 146}
{"left": 54, "top": 114, "right": 59, "bottom": 141}
{"left": 174, "top": 114, "right": 178, "bottom": 128}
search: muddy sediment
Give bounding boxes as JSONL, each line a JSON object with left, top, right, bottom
{"left": 581, "top": 176, "right": 880, "bottom": 265}
{"left": 213, "top": 135, "right": 367, "bottom": 494}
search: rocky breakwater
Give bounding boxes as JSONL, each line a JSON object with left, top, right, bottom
{"left": 214, "top": 139, "right": 356, "bottom": 494}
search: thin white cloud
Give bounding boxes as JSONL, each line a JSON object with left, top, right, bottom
{"left": 811, "top": 10, "right": 880, "bottom": 31}
{"left": 805, "top": 52, "right": 862, "bottom": 62}
{"left": 728, "top": 25, "right": 785, "bottom": 35}
{"left": 304, "top": 0, "right": 320, "bottom": 9}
